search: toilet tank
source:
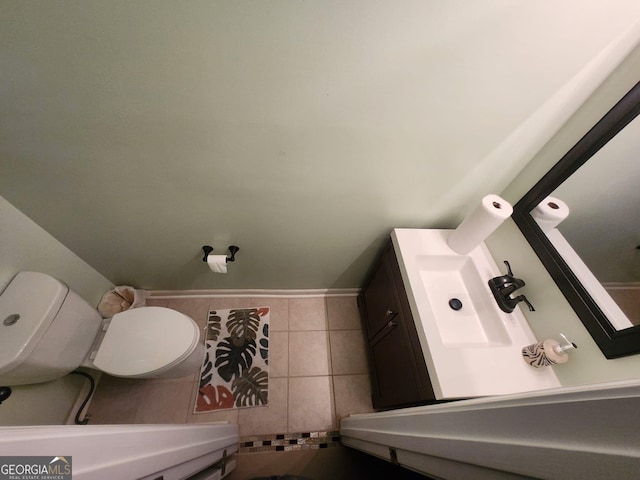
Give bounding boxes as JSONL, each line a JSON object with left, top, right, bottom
{"left": 0, "top": 272, "right": 103, "bottom": 386}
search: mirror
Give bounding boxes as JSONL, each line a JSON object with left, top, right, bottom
{"left": 513, "top": 80, "right": 640, "bottom": 359}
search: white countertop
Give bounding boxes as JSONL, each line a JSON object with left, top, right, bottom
{"left": 392, "top": 228, "right": 561, "bottom": 399}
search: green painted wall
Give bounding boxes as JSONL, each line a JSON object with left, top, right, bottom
{"left": 2, "top": 1, "right": 640, "bottom": 289}
{"left": 0, "top": 195, "right": 113, "bottom": 304}
{"left": 0, "top": 195, "right": 112, "bottom": 425}
{"left": 489, "top": 44, "right": 640, "bottom": 387}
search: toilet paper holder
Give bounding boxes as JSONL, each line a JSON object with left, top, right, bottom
{"left": 202, "top": 245, "right": 240, "bottom": 263}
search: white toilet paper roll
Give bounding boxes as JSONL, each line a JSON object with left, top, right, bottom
{"left": 447, "top": 194, "right": 513, "bottom": 255}
{"left": 530, "top": 196, "right": 570, "bottom": 232}
{"left": 207, "top": 254, "right": 228, "bottom": 274}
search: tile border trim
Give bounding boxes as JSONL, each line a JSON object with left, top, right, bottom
{"left": 238, "top": 431, "right": 341, "bottom": 453}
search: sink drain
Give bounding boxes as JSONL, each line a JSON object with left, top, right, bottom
{"left": 448, "top": 298, "right": 463, "bottom": 311}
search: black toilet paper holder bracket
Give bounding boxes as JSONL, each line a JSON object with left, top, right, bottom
{"left": 202, "top": 245, "right": 240, "bottom": 263}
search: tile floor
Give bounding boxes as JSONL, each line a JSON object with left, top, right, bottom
{"left": 224, "top": 445, "right": 430, "bottom": 480}
{"left": 86, "top": 295, "right": 375, "bottom": 436}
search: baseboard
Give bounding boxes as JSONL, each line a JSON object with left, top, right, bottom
{"left": 602, "top": 282, "right": 640, "bottom": 289}
{"left": 149, "top": 288, "right": 361, "bottom": 298}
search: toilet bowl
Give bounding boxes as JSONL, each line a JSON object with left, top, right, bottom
{"left": 0, "top": 271, "right": 204, "bottom": 386}
{"left": 86, "top": 307, "right": 204, "bottom": 379}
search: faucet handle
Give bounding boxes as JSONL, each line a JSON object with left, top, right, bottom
{"left": 503, "top": 260, "right": 514, "bottom": 277}
{"left": 516, "top": 295, "right": 535, "bottom": 312}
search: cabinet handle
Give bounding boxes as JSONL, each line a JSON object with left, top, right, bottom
{"left": 387, "top": 320, "right": 397, "bottom": 328}
{"left": 385, "top": 309, "right": 396, "bottom": 317}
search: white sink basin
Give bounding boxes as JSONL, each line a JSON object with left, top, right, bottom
{"left": 392, "top": 228, "right": 560, "bottom": 399}
{"left": 417, "top": 255, "right": 511, "bottom": 347}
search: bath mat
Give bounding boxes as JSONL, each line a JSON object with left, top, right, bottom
{"left": 195, "top": 307, "right": 269, "bottom": 413}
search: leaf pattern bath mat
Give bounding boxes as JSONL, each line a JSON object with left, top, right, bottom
{"left": 195, "top": 307, "right": 269, "bottom": 413}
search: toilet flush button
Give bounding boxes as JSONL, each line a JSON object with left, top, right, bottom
{"left": 3, "top": 314, "right": 20, "bottom": 326}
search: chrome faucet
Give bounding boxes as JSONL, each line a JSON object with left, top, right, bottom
{"left": 488, "top": 261, "right": 535, "bottom": 313}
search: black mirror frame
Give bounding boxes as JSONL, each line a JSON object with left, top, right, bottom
{"left": 513, "top": 80, "right": 640, "bottom": 359}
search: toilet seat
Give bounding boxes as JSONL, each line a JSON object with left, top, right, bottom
{"left": 93, "top": 306, "right": 200, "bottom": 377}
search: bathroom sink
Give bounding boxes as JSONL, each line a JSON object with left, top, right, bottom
{"left": 391, "top": 228, "right": 560, "bottom": 399}
{"left": 417, "top": 255, "right": 511, "bottom": 347}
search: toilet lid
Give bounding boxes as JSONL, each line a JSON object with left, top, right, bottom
{"left": 93, "top": 306, "right": 200, "bottom": 376}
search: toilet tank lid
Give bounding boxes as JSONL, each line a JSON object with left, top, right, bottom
{"left": 0, "top": 272, "right": 68, "bottom": 375}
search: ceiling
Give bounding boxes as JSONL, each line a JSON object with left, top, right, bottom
{"left": 2, "top": 1, "right": 640, "bottom": 290}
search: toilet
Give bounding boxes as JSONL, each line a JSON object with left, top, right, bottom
{"left": 0, "top": 271, "right": 204, "bottom": 386}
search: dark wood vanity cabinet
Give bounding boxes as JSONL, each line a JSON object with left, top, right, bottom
{"left": 358, "top": 239, "right": 437, "bottom": 410}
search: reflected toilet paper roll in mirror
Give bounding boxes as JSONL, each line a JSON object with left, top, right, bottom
{"left": 530, "top": 196, "right": 570, "bottom": 232}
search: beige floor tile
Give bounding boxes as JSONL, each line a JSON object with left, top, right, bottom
{"left": 88, "top": 293, "right": 348, "bottom": 436}
{"left": 288, "top": 376, "right": 335, "bottom": 432}
{"left": 208, "top": 297, "right": 251, "bottom": 310}
{"left": 327, "top": 296, "right": 362, "bottom": 330}
{"left": 329, "top": 330, "right": 369, "bottom": 375}
{"left": 145, "top": 297, "right": 171, "bottom": 308}
{"left": 288, "top": 297, "right": 327, "bottom": 330}
{"left": 289, "top": 331, "right": 331, "bottom": 377}
{"left": 187, "top": 408, "right": 240, "bottom": 425}
{"left": 226, "top": 446, "right": 428, "bottom": 480}
{"left": 333, "top": 374, "right": 375, "bottom": 423}
{"left": 87, "top": 383, "right": 145, "bottom": 424}
{"left": 237, "top": 377, "right": 288, "bottom": 436}
{"left": 606, "top": 288, "right": 640, "bottom": 325}
{"left": 98, "top": 373, "right": 199, "bottom": 389}
{"left": 269, "top": 331, "right": 288, "bottom": 378}
{"left": 168, "top": 297, "right": 211, "bottom": 329}
{"left": 226, "top": 450, "right": 321, "bottom": 480}
{"left": 251, "top": 297, "right": 289, "bottom": 332}
{"left": 134, "top": 380, "right": 193, "bottom": 424}
{"left": 159, "top": 370, "right": 199, "bottom": 385}
{"left": 94, "top": 374, "right": 147, "bottom": 390}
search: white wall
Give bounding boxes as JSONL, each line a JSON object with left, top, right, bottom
{"left": 0, "top": 195, "right": 112, "bottom": 425}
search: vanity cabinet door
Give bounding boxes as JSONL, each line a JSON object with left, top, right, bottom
{"left": 368, "top": 315, "right": 422, "bottom": 408}
{"left": 360, "top": 249, "right": 401, "bottom": 340}
{"left": 359, "top": 239, "right": 437, "bottom": 410}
